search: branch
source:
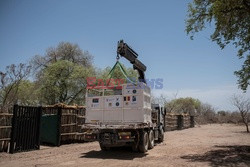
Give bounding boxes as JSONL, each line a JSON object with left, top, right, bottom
{"left": 68, "top": 88, "right": 85, "bottom": 104}
{"left": 243, "top": 0, "right": 250, "bottom": 11}
{"left": 220, "top": 6, "right": 245, "bottom": 13}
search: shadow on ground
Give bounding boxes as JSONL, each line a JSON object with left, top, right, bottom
{"left": 181, "top": 145, "right": 250, "bottom": 167}
{"left": 80, "top": 147, "right": 147, "bottom": 160}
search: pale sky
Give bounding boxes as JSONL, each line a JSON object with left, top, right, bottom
{"left": 0, "top": 0, "right": 249, "bottom": 110}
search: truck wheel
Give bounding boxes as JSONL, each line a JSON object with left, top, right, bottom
{"left": 138, "top": 131, "right": 149, "bottom": 153}
{"left": 99, "top": 143, "right": 110, "bottom": 151}
{"left": 158, "top": 128, "right": 164, "bottom": 143}
{"left": 148, "top": 130, "right": 154, "bottom": 149}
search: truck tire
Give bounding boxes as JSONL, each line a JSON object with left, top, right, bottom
{"left": 99, "top": 142, "right": 110, "bottom": 151}
{"left": 148, "top": 130, "right": 154, "bottom": 149}
{"left": 158, "top": 128, "right": 164, "bottom": 143}
{"left": 138, "top": 131, "right": 149, "bottom": 153}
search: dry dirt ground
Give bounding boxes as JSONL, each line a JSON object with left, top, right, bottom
{"left": 0, "top": 124, "right": 250, "bottom": 167}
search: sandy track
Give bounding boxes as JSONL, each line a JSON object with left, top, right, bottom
{"left": 0, "top": 124, "right": 249, "bottom": 167}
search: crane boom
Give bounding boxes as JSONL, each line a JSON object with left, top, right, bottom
{"left": 117, "top": 40, "right": 146, "bottom": 83}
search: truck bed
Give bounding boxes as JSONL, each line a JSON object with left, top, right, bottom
{"left": 82, "top": 122, "right": 155, "bottom": 130}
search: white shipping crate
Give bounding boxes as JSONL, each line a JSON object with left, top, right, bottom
{"left": 86, "top": 83, "right": 152, "bottom": 124}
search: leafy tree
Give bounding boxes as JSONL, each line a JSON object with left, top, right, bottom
{"left": 165, "top": 97, "right": 201, "bottom": 115}
{"left": 30, "top": 42, "right": 95, "bottom": 105}
{"left": 39, "top": 60, "right": 94, "bottom": 105}
{"left": 31, "top": 42, "right": 93, "bottom": 74}
{"left": 186, "top": 0, "right": 250, "bottom": 91}
{"left": 16, "top": 80, "right": 39, "bottom": 105}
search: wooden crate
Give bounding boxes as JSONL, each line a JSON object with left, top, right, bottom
{"left": 165, "top": 113, "right": 194, "bottom": 131}
{"left": 183, "top": 114, "right": 191, "bottom": 129}
{"left": 0, "top": 107, "right": 13, "bottom": 152}
{"left": 44, "top": 104, "right": 86, "bottom": 144}
{"left": 165, "top": 114, "right": 178, "bottom": 131}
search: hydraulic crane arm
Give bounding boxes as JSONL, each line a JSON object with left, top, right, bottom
{"left": 117, "top": 40, "right": 147, "bottom": 83}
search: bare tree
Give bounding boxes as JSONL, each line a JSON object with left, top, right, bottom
{"left": 0, "top": 63, "right": 31, "bottom": 109}
{"left": 167, "top": 92, "right": 179, "bottom": 112}
{"left": 199, "top": 103, "right": 216, "bottom": 124}
{"left": 152, "top": 92, "right": 178, "bottom": 113}
{"left": 231, "top": 95, "right": 250, "bottom": 133}
{"left": 229, "top": 111, "right": 242, "bottom": 124}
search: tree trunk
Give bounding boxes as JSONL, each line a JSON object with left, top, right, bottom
{"left": 240, "top": 111, "right": 249, "bottom": 133}
{"left": 245, "top": 123, "right": 249, "bottom": 133}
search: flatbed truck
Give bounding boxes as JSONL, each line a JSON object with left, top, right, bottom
{"left": 82, "top": 40, "right": 165, "bottom": 153}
